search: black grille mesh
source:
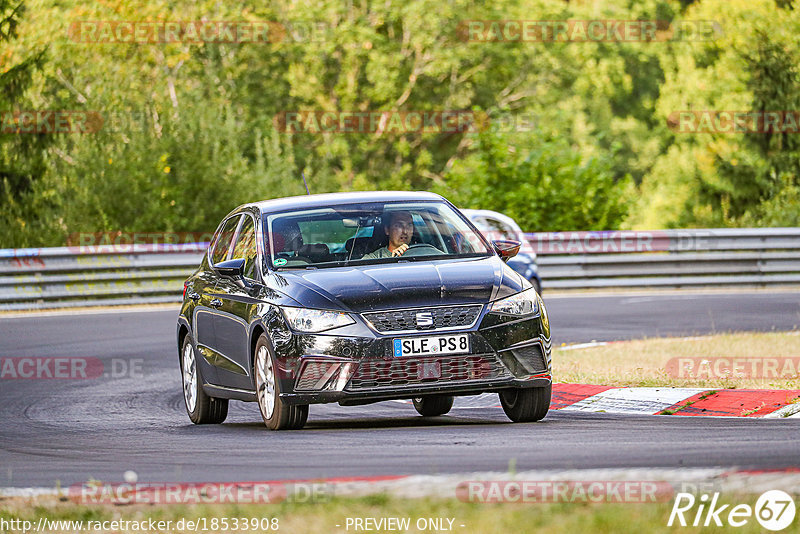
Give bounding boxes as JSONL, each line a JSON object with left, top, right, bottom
{"left": 511, "top": 344, "right": 548, "bottom": 374}
{"left": 295, "top": 361, "right": 336, "bottom": 391}
{"left": 346, "top": 354, "right": 510, "bottom": 390}
{"left": 363, "top": 305, "right": 482, "bottom": 333}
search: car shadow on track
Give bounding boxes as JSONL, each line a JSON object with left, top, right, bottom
{"left": 211, "top": 413, "right": 549, "bottom": 432}
{"left": 176, "top": 399, "right": 560, "bottom": 432}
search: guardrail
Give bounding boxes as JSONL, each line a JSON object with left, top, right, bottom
{"left": 527, "top": 228, "right": 800, "bottom": 290}
{"left": 0, "top": 245, "right": 205, "bottom": 310}
{"left": 1, "top": 228, "right": 798, "bottom": 310}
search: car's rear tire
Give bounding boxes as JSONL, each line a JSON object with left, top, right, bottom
{"left": 254, "top": 334, "right": 308, "bottom": 430}
{"left": 499, "top": 384, "right": 551, "bottom": 422}
{"left": 181, "top": 334, "right": 228, "bottom": 424}
{"left": 413, "top": 395, "right": 454, "bottom": 416}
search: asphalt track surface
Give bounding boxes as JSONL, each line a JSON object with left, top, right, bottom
{"left": 1, "top": 291, "right": 799, "bottom": 488}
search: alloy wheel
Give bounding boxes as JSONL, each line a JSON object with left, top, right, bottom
{"left": 182, "top": 342, "right": 197, "bottom": 413}
{"left": 256, "top": 345, "right": 276, "bottom": 419}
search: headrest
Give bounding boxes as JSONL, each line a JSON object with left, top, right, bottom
{"left": 271, "top": 220, "right": 303, "bottom": 253}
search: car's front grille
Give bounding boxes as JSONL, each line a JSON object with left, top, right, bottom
{"left": 345, "top": 354, "right": 511, "bottom": 390}
{"left": 362, "top": 305, "right": 483, "bottom": 334}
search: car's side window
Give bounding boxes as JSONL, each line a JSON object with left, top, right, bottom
{"left": 231, "top": 215, "right": 257, "bottom": 280}
{"left": 210, "top": 215, "right": 242, "bottom": 265}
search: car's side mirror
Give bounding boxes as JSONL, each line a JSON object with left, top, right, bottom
{"left": 492, "top": 240, "right": 521, "bottom": 262}
{"left": 214, "top": 258, "right": 249, "bottom": 287}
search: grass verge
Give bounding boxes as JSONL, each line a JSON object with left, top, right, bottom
{"left": 0, "top": 493, "right": 778, "bottom": 534}
{"left": 554, "top": 331, "right": 800, "bottom": 389}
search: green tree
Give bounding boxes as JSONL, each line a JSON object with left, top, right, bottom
{"left": 629, "top": 0, "right": 800, "bottom": 228}
{"left": 6, "top": 0, "right": 799, "bottom": 246}
{"left": 0, "top": 0, "right": 47, "bottom": 241}
{"left": 443, "top": 126, "right": 632, "bottom": 231}
{"left": 31, "top": 104, "right": 301, "bottom": 245}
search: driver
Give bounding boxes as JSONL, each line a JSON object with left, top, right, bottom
{"left": 363, "top": 211, "right": 414, "bottom": 259}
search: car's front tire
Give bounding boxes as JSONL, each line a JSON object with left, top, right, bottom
{"left": 499, "top": 384, "right": 551, "bottom": 422}
{"left": 413, "top": 395, "right": 454, "bottom": 416}
{"left": 181, "top": 334, "right": 228, "bottom": 424}
{"left": 254, "top": 334, "right": 308, "bottom": 430}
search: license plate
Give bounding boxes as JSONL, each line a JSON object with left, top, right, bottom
{"left": 392, "top": 334, "right": 470, "bottom": 357}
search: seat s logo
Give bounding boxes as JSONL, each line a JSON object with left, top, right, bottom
{"left": 415, "top": 312, "right": 434, "bottom": 327}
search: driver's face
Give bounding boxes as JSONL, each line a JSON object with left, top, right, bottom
{"left": 386, "top": 213, "right": 413, "bottom": 249}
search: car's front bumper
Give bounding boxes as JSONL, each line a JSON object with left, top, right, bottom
{"left": 282, "top": 376, "right": 552, "bottom": 405}
{"left": 270, "top": 311, "right": 551, "bottom": 406}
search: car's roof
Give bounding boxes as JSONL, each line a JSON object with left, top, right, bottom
{"left": 243, "top": 191, "right": 445, "bottom": 214}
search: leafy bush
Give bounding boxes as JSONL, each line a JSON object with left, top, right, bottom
{"left": 442, "top": 127, "right": 632, "bottom": 231}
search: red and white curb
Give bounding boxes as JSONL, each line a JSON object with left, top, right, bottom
{"left": 553, "top": 384, "right": 800, "bottom": 418}
{"left": 397, "top": 384, "right": 800, "bottom": 418}
{"left": 557, "top": 386, "right": 708, "bottom": 415}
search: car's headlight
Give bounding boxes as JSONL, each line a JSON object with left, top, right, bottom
{"left": 281, "top": 307, "right": 355, "bottom": 333}
{"left": 489, "top": 288, "right": 540, "bottom": 317}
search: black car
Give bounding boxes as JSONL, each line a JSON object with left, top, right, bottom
{"left": 177, "top": 191, "right": 552, "bottom": 430}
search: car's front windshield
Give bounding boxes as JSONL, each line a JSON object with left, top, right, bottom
{"left": 263, "top": 201, "right": 492, "bottom": 269}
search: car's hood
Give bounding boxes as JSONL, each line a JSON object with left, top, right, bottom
{"left": 269, "top": 257, "right": 525, "bottom": 312}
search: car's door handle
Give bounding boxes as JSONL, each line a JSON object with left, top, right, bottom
{"left": 210, "top": 298, "right": 222, "bottom": 308}
{"left": 187, "top": 290, "right": 200, "bottom": 301}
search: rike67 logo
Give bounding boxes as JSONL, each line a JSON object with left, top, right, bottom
{"left": 668, "top": 490, "right": 796, "bottom": 531}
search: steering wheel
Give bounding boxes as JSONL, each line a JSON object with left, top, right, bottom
{"left": 401, "top": 243, "right": 443, "bottom": 257}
